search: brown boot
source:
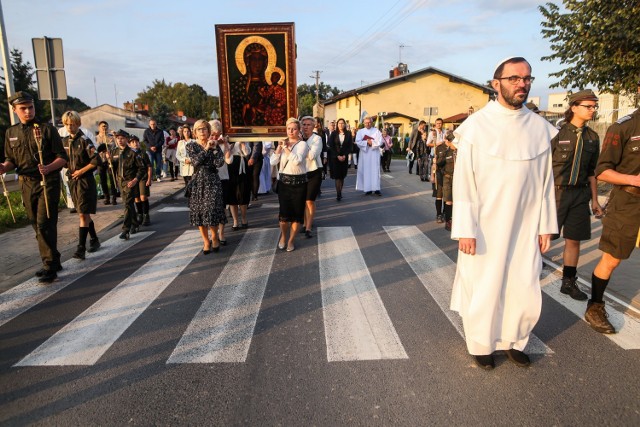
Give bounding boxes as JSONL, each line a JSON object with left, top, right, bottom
{"left": 584, "top": 301, "right": 615, "bottom": 334}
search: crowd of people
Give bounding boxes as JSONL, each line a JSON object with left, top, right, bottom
{"left": 2, "top": 55, "right": 638, "bottom": 374}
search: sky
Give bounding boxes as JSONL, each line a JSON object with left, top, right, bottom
{"left": 2, "top": 0, "right": 565, "bottom": 111}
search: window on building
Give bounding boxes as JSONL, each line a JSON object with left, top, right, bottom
{"left": 346, "top": 98, "right": 350, "bottom": 107}
{"left": 338, "top": 100, "right": 341, "bottom": 108}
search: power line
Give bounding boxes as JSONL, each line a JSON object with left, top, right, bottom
{"left": 321, "top": 0, "right": 429, "bottom": 71}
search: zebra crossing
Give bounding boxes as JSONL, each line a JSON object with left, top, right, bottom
{"left": 3, "top": 226, "right": 639, "bottom": 368}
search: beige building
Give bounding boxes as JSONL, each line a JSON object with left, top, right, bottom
{"left": 322, "top": 66, "right": 495, "bottom": 136}
{"left": 78, "top": 104, "right": 151, "bottom": 140}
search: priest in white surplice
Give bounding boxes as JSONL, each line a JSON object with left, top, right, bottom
{"left": 355, "top": 116, "right": 383, "bottom": 195}
{"left": 450, "top": 57, "right": 559, "bottom": 370}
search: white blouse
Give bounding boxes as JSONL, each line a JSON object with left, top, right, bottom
{"left": 270, "top": 140, "right": 309, "bottom": 175}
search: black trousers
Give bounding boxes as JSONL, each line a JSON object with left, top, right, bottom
{"left": 20, "top": 175, "right": 62, "bottom": 269}
{"left": 251, "top": 158, "right": 263, "bottom": 197}
{"left": 98, "top": 165, "right": 118, "bottom": 198}
{"left": 120, "top": 179, "right": 140, "bottom": 231}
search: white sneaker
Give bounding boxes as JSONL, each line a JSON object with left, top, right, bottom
{"left": 156, "top": 177, "right": 162, "bottom": 182}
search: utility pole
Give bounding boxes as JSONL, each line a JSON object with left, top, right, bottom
{"left": 310, "top": 70, "right": 322, "bottom": 104}
{"left": 0, "top": 0, "right": 17, "bottom": 124}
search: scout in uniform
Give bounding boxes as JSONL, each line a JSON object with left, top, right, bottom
{"left": 551, "top": 89, "right": 603, "bottom": 300}
{"left": 107, "top": 130, "right": 145, "bottom": 240}
{"left": 61, "top": 111, "right": 102, "bottom": 260}
{"left": 436, "top": 131, "right": 457, "bottom": 231}
{"left": 128, "top": 135, "right": 152, "bottom": 226}
{"left": 95, "top": 121, "right": 119, "bottom": 205}
{"left": 586, "top": 92, "right": 640, "bottom": 334}
{"left": 0, "top": 91, "right": 68, "bottom": 283}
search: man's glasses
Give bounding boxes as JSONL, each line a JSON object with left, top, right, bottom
{"left": 577, "top": 104, "right": 599, "bottom": 111}
{"left": 496, "top": 76, "right": 535, "bottom": 85}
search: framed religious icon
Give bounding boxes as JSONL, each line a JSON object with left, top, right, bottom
{"left": 215, "top": 22, "right": 297, "bottom": 141}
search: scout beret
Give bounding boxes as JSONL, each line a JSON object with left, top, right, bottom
{"left": 568, "top": 89, "right": 598, "bottom": 105}
{"left": 129, "top": 135, "right": 140, "bottom": 141}
{"left": 113, "top": 129, "right": 130, "bottom": 137}
{"left": 8, "top": 90, "right": 34, "bottom": 105}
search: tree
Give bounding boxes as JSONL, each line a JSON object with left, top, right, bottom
{"left": 539, "top": 0, "right": 640, "bottom": 119}
{"left": 135, "top": 79, "right": 219, "bottom": 121}
{"left": 297, "top": 82, "right": 340, "bottom": 117}
{"left": 150, "top": 101, "right": 173, "bottom": 130}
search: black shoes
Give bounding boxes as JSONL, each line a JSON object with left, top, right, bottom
{"left": 119, "top": 231, "right": 130, "bottom": 240}
{"left": 143, "top": 214, "right": 151, "bottom": 226}
{"left": 365, "top": 191, "right": 372, "bottom": 195}
{"left": 445, "top": 220, "right": 452, "bottom": 231}
{"left": 104, "top": 198, "right": 111, "bottom": 205}
{"left": 35, "top": 264, "right": 62, "bottom": 278}
{"left": 305, "top": 230, "right": 313, "bottom": 238}
{"left": 111, "top": 197, "right": 117, "bottom": 206}
{"left": 505, "top": 349, "right": 531, "bottom": 367}
{"left": 585, "top": 300, "right": 616, "bottom": 334}
{"left": 88, "top": 238, "right": 101, "bottom": 253}
{"left": 130, "top": 225, "right": 139, "bottom": 235}
{"left": 72, "top": 245, "right": 86, "bottom": 260}
{"left": 374, "top": 190, "right": 381, "bottom": 196}
{"left": 38, "top": 269, "right": 57, "bottom": 283}
{"left": 560, "top": 276, "right": 588, "bottom": 300}
{"left": 474, "top": 354, "right": 495, "bottom": 370}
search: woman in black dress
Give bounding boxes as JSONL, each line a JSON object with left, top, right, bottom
{"left": 186, "top": 119, "right": 228, "bottom": 254}
{"left": 224, "top": 140, "right": 252, "bottom": 230}
{"left": 328, "top": 118, "right": 353, "bottom": 201}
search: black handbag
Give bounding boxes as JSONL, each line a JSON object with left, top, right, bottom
{"left": 184, "top": 165, "right": 200, "bottom": 198}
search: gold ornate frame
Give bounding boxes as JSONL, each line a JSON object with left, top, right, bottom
{"left": 215, "top": 22, "right": 297, "bottom": 141}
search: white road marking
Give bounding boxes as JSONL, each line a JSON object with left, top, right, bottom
{"left": 157, "top": 206, "right": 190, "bottom": 212}
{"left": 167, "top": 228, "right": 279, "bottom": 363}
{"left": 0, "top": 231, "right": 154, "bottom": 328}
{"left": 384, "top": 225, "right": 553, "bottom": 355}
{"left": 16, "top": 230, "right": 200, "bottom": 366}
{"left": 318, "top": 227, "right": 408, "bottom": 362}
{"left": 540, "top": 267, "right": 640, "bottom": 350}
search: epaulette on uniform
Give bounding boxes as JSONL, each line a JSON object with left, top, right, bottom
{"left": 616, "top": 114, "right": 632, "bottom": 124}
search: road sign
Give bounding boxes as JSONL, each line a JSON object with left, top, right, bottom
{"left": 31, "top": 37, "right": 67, "bottom": 101}
{"left": 32, "top": 38, "right": 64, "bottom": 69}
{"left": 423, "top": 107, "right": 438, "bottom": 116}
{"left": 35, "top": 70, "right": 67, "bottom": 100}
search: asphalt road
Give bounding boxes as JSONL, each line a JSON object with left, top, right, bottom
{"left": 1, "top": 163, "right": 639, "bottom": 426}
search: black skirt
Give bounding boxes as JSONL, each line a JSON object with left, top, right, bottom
{"left": 278, "top": 176, "right": 306, "bottom": 224}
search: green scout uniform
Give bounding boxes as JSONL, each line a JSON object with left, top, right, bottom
{"left": 115, "top": 145, "right": 145, "bottom": 233}
{"left": 551, "top": 123, "right": 599, "bottom": 241}
{"left": 135, "top": 149, "right": 151, "bottom": 197}
{"left": 596, "top": 109, "right": 640, "bottom": 259}
{"left": 64, "top": 130, "right": 102, "bottom": 214}
{"left": 434, "top": 143, "right": 449, "bottom": 199}
{"left": 4, "top": 120, "right": 68, "bottom": 270}
{"left": 436, "top": 143, "right": 456, "bottom": 203}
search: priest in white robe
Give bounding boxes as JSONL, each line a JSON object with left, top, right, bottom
{"left": 450, "top": 57, "right": 558, "bottom": 370}
{"left": 355, "top": 116, "right": 383, "bottom": 195}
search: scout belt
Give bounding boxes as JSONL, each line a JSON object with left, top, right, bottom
{"left": 278, "top": 173, "right": 307, "bottom": 185}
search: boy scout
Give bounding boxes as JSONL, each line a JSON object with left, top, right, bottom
{"left": 95, "top": 121, "right": 118, "bottom": 205}
{"left": 61, "top": 111, "right": 102, "bottom": 260}
{"left": 435, "top": 131, "right": 457, "bottom": 231}
{"left": 551, "top": 89, "right": 603, "bottom": 301}
{"left": 586, "top": 99, "right": 640, "bottom": 334}
{"left": 128, "top": 135, "right": 152, "bottom": 226}
{"left": 0, "top": 91, "right": 68, "bottom": 283}
{"left": 107, "top": 130, "right": 145, "bottom": 240}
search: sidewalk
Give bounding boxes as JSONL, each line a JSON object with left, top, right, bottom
{"left": 0, "top": 177, "right": 185, "bottom": 293}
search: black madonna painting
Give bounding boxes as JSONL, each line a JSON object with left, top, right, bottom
{"left": 216, "top": 23, "right": 297, "bottom": 141}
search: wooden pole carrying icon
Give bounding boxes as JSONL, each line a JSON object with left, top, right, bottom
{"left": 33, "top": 124, "right": 50, "bottom": 219}
{"left": 0, "top": 174, "right": 16, "bottom": 223}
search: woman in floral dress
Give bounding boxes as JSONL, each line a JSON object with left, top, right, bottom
{"left": 186, "top": 119, "right": 228, "bottom": 254}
